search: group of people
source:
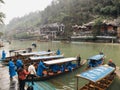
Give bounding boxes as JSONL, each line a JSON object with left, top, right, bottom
{"left": 8, "top": 59, "right": 28, "bottom": 90}
{"left": 8, "top": 53, "right": 81, "bottom": 90}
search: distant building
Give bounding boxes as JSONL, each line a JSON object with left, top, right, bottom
{"left": 39, "top": 23, "right": 65, "bottom": 40}
{"left": 72, "top": 20, "right": 120, "bottom": 37}
{"left": 72, "top": 19, "right": 120, "bottom": 42}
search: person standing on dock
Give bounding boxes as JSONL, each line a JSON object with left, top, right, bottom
{"left": 76, "top": 54, "right": 81, "bottom": 67}
{"left": 8, "top": 58, "right": 16, "bottom": 80}
{"left": 28, "top": 63, "right": 36, "bottom": 85}
{"left": 17, "top": 65, "right": 29, "bottom": 90}
{"left": 1, "top": 50, "right": 6, "bottom": 60}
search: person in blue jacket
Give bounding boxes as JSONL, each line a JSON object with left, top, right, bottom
{"left": 1, "top": 50, "right": 6, "bottom": 60}
{"left": 60, "top": 65, "right": 65, "bottom": 72}
{"left": 50, "top": 64, "right": 60, "bottom": 73}
{"left": 65, "top": 61, "right": 76, "bottom": 71}
{"left": 8, "top": 59, "right": 16, "bottom": 80}
{"left": 56, "top": 49, "right": 61, "bottom": 55}
{"left": 16, "top": 59, "right": 23, "bottom": 70}
{"left": 37, "top": 60, "right": 48, "bottom": 77}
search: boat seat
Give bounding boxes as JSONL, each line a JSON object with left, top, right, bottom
{"left": 43, "top": 70, "right": 47, "bottom": 75}
{"left": 65, "top": 69, "right": 68, "bottom": 72}
{"left": 48, "top": 72, "right": 54, "bottom": 75}
{"left": 57, "top": 71, "right": 62, "bottom": 74}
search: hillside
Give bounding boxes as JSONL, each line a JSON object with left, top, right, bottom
{"left": 4, "top": 0, "right": 120, "bottom": 39}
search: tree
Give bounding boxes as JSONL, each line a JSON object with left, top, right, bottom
{"left": 0, "top": 0, "right": 5, "bottom": 24}
{"left": 92, "top": 18, "right": 103, "bottom": 36}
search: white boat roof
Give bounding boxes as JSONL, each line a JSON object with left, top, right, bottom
{"left": 44, "top": 57, "right": 77, "bottom": 65}
{"left": 35, "top": 51, "right": 54, "bottom": 56}
{"left": 76, "top": 65, "right": 115, "bottom": 82}
{"left": 19, "top": 51, "right": 52, "bottom": 56}
{"left": 29, "top": 55, "right": 64, "bottom": 60}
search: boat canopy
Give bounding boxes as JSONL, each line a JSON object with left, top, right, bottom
{"left": 29, "top": 55, "right": 64, "bottom": 60}
{"left": 76, "top": 65, "right": 115, "bottom": 82}
{"left": 87, "top": 54, "right": 104, "bottom": 61}
{"left": 19, "top": 51, "right": 53, "bottom": 56}
{"left": 35, "top": 51, "right": 54, "bottom": 56}
{"left": 44, "top": 57, "right": 77, "bottom": 65}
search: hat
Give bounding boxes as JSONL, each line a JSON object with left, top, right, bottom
{"left": 109, "top": 59, "right": 112, "bottom": 62}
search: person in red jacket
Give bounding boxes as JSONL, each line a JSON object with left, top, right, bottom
{"left": 17, "top": 65, "right": 30, "bottom": 90}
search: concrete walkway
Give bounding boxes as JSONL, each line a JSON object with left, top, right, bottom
{"left": 0, "top": 63, "right": 18, "bottom": 90}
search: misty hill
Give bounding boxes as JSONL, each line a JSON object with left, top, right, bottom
{"left": 5, "top": 0, "right": 120, "bottom": 38}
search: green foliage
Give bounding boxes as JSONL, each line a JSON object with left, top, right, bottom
{"left": 5, "top": 0, "right": 120, "bottom": 39}
{"left": 0, "top": 0, "right": 5, "bottom": 24}
{"left": 0, "top": 0, "right": 4, "bottom": 3}
{"left": 7, "top": 11, "right": 41, "bottom": 30}
{"left": 92, "top": 18, "right": 103, "bottom": 36}
{"left": 14, "top": 32, "right": 33, "bottom": 39}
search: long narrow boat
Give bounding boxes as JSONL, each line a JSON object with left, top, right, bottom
{"left": 1, "top": 49, "right": 29, "bottom": 61}
{"left": 19, "top": 51, "right": 54, "bottom": 57}
{"left": 24, "top": 55, "right": 64, "bottom": 64}
{"left": 26, "top": 57, "right": 87, "bottom": 81}
{"left": 86, "top": 54, "right": 105, "bottom": 69}
{"left": 75, "top": 65, "right": 115, "bottom": 90}
{"left": 2, "top": 51, "right": 55, "bottom": 63}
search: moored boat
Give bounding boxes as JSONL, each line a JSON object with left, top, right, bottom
{"left": 2, "top": 51, "right": 55, "bottom": 63}
{"left": 1, "top": 49, "right": 29, "bottom": 62}
{"left": 86, "top": 54, "right": 105, "bottom": 69}
{"left": 75, "top": 65, "right": 115, "bottom": 90}
{"left": 26, "top": 57, "right": 87, "bottom": 81}
{"left": 18, "top": 51, "right": 55, "bottom": 60}
{"left": 24, "top": 54, "right": 64, "bottom": 64}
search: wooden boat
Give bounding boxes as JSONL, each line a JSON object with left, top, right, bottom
{"left": 1, "top": 49, "right": 29, "bottom": 62}
{"left": 26, "top": 57, "right": 87, "bottom": 81}
{"left": 18, "top": 51, "right": 55, "bottom": 59}
{"left": 24, "top": 55, "right": 64, "bottom": 64}
{"left": 87, "top": 54, "right": 105, "bottom": 68}
{"left": 75, "top": 65, "right": 115, "bottom": 90}
{"left": 2, "top": 51, "right": 55, "bottom": 63}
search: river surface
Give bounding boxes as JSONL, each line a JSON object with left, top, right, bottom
{"left": 0, "top": 40, "right": 120, "bottom": 90}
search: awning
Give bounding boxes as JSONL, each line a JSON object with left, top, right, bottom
{"left": 87, "top": 55, "right": 104, "bottom": 61}
{"left": 44, "top": 57, "right": 77, "bottom": 65}
{"left": 29, "top": 55, "right": 64, "bottom": 60}
{"left": 76, "top": 65, "right": 115, "bottom": 82}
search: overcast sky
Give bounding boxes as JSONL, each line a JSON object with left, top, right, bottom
{"left": 1, "top": 0, "right": 53, "bottom": 24}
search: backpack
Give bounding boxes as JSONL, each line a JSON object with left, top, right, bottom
{"left": 17, "top": 67, "right": 25, "bottom": 80}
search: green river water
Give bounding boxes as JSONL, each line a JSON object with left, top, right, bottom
{"left": 0, "top": 40, "right": 120, "bottom": 90}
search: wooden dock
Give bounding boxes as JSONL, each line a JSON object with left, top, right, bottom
{"left": 115, "top": 67, "right": 120, "bottom": 79}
